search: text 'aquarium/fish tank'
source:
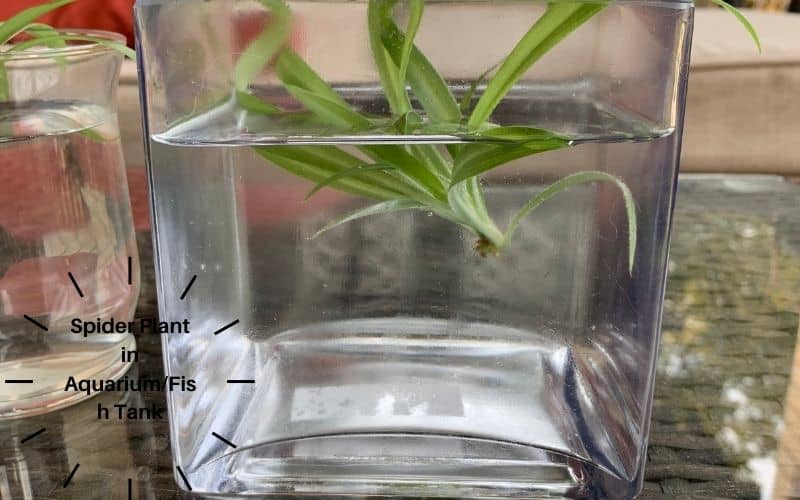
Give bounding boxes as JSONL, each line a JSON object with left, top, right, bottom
{"left": 135, "top": 0, "right": 693, "bottom": 497}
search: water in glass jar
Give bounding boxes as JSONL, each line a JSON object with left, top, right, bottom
{"left": 140, "top": 0, "right": 689, "bottom": 496}
{"left": 0, "top": 102, "right": 139, "bottom": 418}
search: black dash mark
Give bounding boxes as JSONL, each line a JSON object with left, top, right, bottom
{"left": 5, "top": 379, "right": 34, "bottom": 384}
{"left": 63, "top": 463, "right": 80, "bottom": 488}
{"left": 67, "top": 272, "right": 84, "bottom": 298}
{"left": 128, "top": 478, "right": 132, "bottom": 500}
{"left": 179, "top": 275, "right": 197, "bottom": 301}
{"left": 226, "top": 379, "right": 255, "bottom": 384}
{"left": 176, "top": 466, "right": 192, "bottom": 491}
{"left": 24, "top": 314, "right": 48, "bottom": 331}
{"left": 211, "top": 432, "right": 238, "bottom": 449}
{"left": 213, "top": 319, "right": 240, "bottom": 336}
{"left": 21, "top": 428, "right": 46, "bottom": 444}
{"left": 128, "top": 257, "right": 133, "bottom": 285}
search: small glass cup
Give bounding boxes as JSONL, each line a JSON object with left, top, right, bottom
{"left": 0, "top": 31, "right": 140, "bottom": 419}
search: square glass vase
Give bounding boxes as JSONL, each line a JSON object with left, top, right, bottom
{"left": 135, "top": 0, "right": 693, "bottom": 497}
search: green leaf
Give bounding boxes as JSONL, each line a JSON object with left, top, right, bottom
{"left": 254, "top": 146, "right": 404, "bottom": 201}
{"left": 406, "top": 143, "right": 450, "bottom": 183}
{"left": 23, "top": 23, "right": 66, "bottom": 47}
{"left": 307, "top": 163, "right": 396, "bottom": 200}
{"left": 236, "top": 90, "right": 280, "bottom": 115}
{"left": 233, "top": 0, "right": 292, "bottom": 91}
{"left": 21, "top": 23, "right": 69, "bottom": 69}
{"left": 468, "top": 125, "right": 567, "bottom": 142}
{"left": 312, "top": 199, "right": 423, "bottom": 239}
{"left": 452, "top": 142, "right": 564, "bottom": 185}
{"left": 374, "top": 4, "right": 477, "bottom": 221}
{"left": 79, "top": 127, "right": 106, "bottom": 142}
{"left": 398, "top": 0, "right": 424, "bottom": 83}
{"left": 228, "top": 0, "right": 638, "bottom": 262}
{"left": 452, "top": 127, "right": 570, "bottom": 185}
{"left": 469, "top": 2, "right": 607, "bottom": 128}
{"left": 275, "top": 49, "right": 363, "bottom": 112}
{"left": 448, "top": 181, "right": 505, "bottom": 247}
{"left": 392, "top": 110, "right": 423, "bottom": 134}
{"left": 370, "top": 6, "right": 494, "bottom": 230}
{"left": 459, "top": 62, "right": 499, "bottom": 115}
{"left": 284, "top": 83, "right": 372, "bottom": 130}
{"left": 7, "top": 34, "right": 135, "bottom": 59}
{"left": 709, "top": 0, "right": 761, "bottom": 53}
{"left": 368, "top": 3, "right": 455, "bottom": 194}
{"left": 273, "top": 49, "right": 375, "bottom": 129}
{"left": 362, "top": 145, "right": 447, "bottom": 200}
{"left": 504, "top": 170, "right": 637, "bottom": 273}
{"left": 367, "top": 1, "right": 412, "bottom": 115}
{"left": 379, "top": 18, "right": 461, "bottom": 124}
{"left": 0, "top": 0, "right": 74, "bottom": 46}
{"left": 403, "top": 121, "right": 466, "bottom": 135}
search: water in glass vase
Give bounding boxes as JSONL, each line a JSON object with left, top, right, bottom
{"left": 0, "top": 102, "right": 139, "bottom": 418}
{"left": 138, "top": 0, "right": 691, "bottom": 496}
{"left": 150, "top": 127, "right": 679, "bottom": 499}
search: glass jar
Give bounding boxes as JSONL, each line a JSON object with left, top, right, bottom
{"left": 0, "top": 31, "right": 140, "bottom": 419}
{"left": 136, "top": 1, "right": 693, "bottom": 497}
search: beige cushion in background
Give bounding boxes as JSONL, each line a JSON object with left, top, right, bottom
{"left": 684, "top": 9, "right": 800, "bottom": 174}
{"left": 116, "top": 8, "right": 800, "bottom": 175}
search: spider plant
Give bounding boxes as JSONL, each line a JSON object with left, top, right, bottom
{"left": 0, "top": 0, "right": 135, "bottom": 102}
{"left": 232, "top": 0, "right": 756, "bottom": 269}
{"left": 235, "top": 0, "right": 761, "bottom": 270}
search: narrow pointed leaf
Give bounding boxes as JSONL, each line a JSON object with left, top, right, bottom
{"left": 452, "top": 139, "right": 565, "bottom": 186}
{"left": 380, "top": 19, "right": 460, "bottom": 124}
{"left": 312, "top": 199, "right": 423, "bottom": 239}
{"left": 367, "top": 1, "right": 412, "bottom": 115}
{"left": 392, "top": 110, "right": 423, "bottom": 134}
{"left": 257, "top": 145, "right": 403, "bottom": 192}
{"left": 709, "top": 0, "right": 761, "bottom": 53}
{"left": 23, "top": 23, "right": 66, "bottom": 48}
{"left": 284, "top": 84, "right": 372, "bottom": 129}
{"left": 0, "top": 0, "right": 74, "bottom": 45}
{"left": 370, "top": 10, "right": 497, "bottom": 230}
{"left": 369, "top": 6, "right": 456, "bottom": 192}
{"left": 406, "top": 143, "right": 450, "bottom": 183}
{"left": 399, "top": 0, "right": 424, "bottom": 82}
{"left": 376, "top": 10, "right": 471, "bottom": 174}
{"left": 236, "top": 90, "right": 280, "bottom": 115}
{"left": 362, "top": 145, "right": 446, "bottom": 200}
{"left": 275, "top": 50, "right": 347, "bottom": 103}
{"left": 469, "top": 125, "right": 568, "bottom": 142}
{"left": 452, "top": 127, "right": 570, "bottom": 185}
{"left": 504, "top": 170, "right": 637, "bottom": 273}
{"left": 274, "top": 49, "right": 333, "bottom": 97}
{"left": 254, "top": 146, "right": 404, "bottom": 200}
{"left": 21, "top": 24, "right": 68, "bottom": 69}
{"left": 24, "top": 23, "right": 62, "bottom": 35}
{"left": 234, "top": 0, "right": 292, "bottom": 91}
{"left": 469, "top": 2, "right": 607, "bottom": 128}
{"left": 7, "top": 34, "right": 135, "bottom": 59}
{"left": 460, "top": 62, "right": 499, "bottom": 114}
{"left": 306, "top": 163, "right": 396, "bottom": 199}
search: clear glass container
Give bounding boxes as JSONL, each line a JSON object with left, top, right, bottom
{"left": 135, "top": 1, "right": 693, "bottom": 497}
{"left": 0, "top": 32, "right": 140, "bottom": 418}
